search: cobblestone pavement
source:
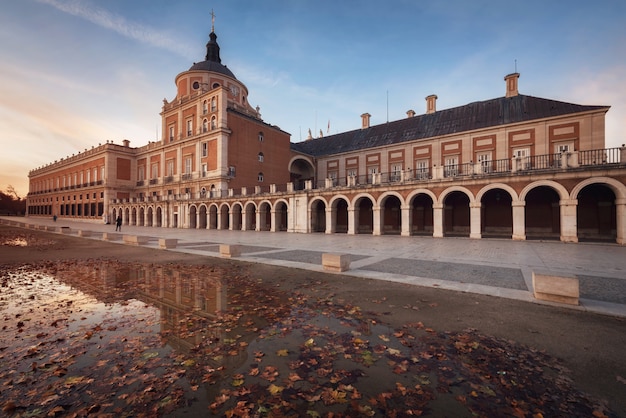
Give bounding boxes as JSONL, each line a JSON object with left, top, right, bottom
{"left": 4, "top": 216, "right": 626, "bottom": 318}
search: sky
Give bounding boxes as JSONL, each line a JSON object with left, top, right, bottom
{"left": 1, "top": 0, "right": 625, "bottom": 197}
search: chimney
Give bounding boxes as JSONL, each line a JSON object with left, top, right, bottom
{"left": 123, "top": 139, "right": 131, "bottom": 147}
{"left": 406, "top": 109, "right": 416, "bottom": 118}
{"left": 425, "top": 94, "right": 437, "bottom": 114}
{"left": 505, "top": 73, "right": 520, "bottom": 98}
{"left": 361, "top": 113, "right": 371, "bottom": 129}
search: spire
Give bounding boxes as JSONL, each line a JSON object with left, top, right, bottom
{"left": 205, "top": 10, "right": 221, "bottom": 63}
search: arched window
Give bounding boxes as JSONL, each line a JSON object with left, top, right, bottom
{"left": 211, "top": 97, "right": 217, "bottom": 112}
{"left": 202, "top": 100, "right": 208, "bottom": 114}
{"left": 257, "top": 172, "right": 264, "bottom": 182}
{"left": 211, "top": 116, "right": 217, "bottom": 130}
{"left": 258, "top": 152, "right": 264, "bottom": 162}
{"left": 202, "top": 118, "right": 208, "bottom": 133}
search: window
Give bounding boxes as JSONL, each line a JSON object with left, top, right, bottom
{"left": 368, "top": 166, "right": 378, "bottom": 183}
{"left": 414, "top": 160, "right": 429, "bottom": 179}
{"left": 201, "top": 163, "right": 207, "bottom": 177}
{"left": 211, "top": 116, "right": 216, "bottom": 130}
{"left": 202, "top": 100, "right": 208, "bottom": 114}
{"left": 151, "top": 163, "right": 159, "bottom": 179}
{"left": 257, "top": 172, "right": 264, "bottom": 182}
{"left": 202, "top": 142, "right": 208, "bottom": 157}
{"left": 258, "top": 132, "right": 264, "bottom": 142}
{"left": 137, "top": 167, "right": 145, "bottom": 181}
{"left": 258, "top": 152, "right": 264, "bottom": 162}
{"left": 347, "top": 169, "right": 357, "bottom": 178}
{"left": 86, "top": 170, "right": 90, "bottom": 184}
{"left": 166, "top": 160, "right": 174, "bottom": 177}
{"left": 228, "top": 166, "right": 236, "bottom": 177}
{"left": 101, "top": 167, "right": 105, "bottom": 182}
{"left": 169, "top": 126, "right": 175, "bottom": 142}
{"left": 93, "top": 168, "right": 97, "bottom": 181}
{"left": 328, "top": 171, "right": 337, "bottom": 186}
{"left": 477, "top": 152, "right": 492, "bottom": 173}
{"left": 513, "top": 148, "right": 530, "bottom": 170}
{"left": 186, "top": 119, "right": 193, "bottom": 136}
{"left": 211, "top": 97, "right": 217, "bottom": 112}
{"left": 184, "top": 157, "right": 192, "bottom": 174}
{"left": 202, "top": 119, "right": 208, "bottom": 133}
{"left": 444, "top": 156, "right": 458, "bottom": 177}
{"left": 390, "top": 163, "right": 403, "bottom": 182}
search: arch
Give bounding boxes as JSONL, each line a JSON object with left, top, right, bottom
{"left": 231, "top": 203, "right": 243, "bottom": 230}
{"left": 274, "top": 200, "right": 289, "bottom": 231}
{"left": 519, "top": 180, "right": 570, "bottom": 202}
{"left": 156, "top": 206, "right": 163, "bottom": 227}
{"left": 258, "top": 201, "right": 272, "bottom": 231}
{"left": 378, "top": 192, "right": 403, "bottom": 235}
{"left": 352, "top": 194, "right": 375, "bottom": 234}
{"left": 218, "top": 203, "right": 230, "bottom": 230}
{"left": 328, "top": 195, "right": 349, "bottom": 234}
{"left": 208, "top": 203, "right": 218, "bottom": 229}
{"left": 138, "top": 207, "right": 145, "bottom": 227}
{"left": 198, "top": 204, "right": 208, "bottom": 229}
{"left": 438, "top": 186, "right": 475, "bottom": 204}
{"left": 480, "top": 188, "right": 513, "bottom": 238}
{"left": 408, "top": 191, "right": 435, "bottom": 236}
{"left": 189, "top": 205, "right": 197, "bottom": 229}
{"left": 475, "top": 183, "right": 520, "bottom": 202}
{"left": 442, "top": 191, "right": 470, "bottom": 237}
{"left": 146, "top": 206, "right": 153, "bottom": 227}
{"left": 570, "top": 176, "right": 626, "bottom": 200}
{"left": 244, "top": 201, "right": 257, "bottom": 231}
{"left": 289, "top": 156, "right": 315, "bottom": 190}
{"left": 309, "top": 197, "right": 327, "bottom": 233}
{"left": 576, "top": 183, "right": 617, "bottom": 242}
{"left": 524, "top": 185, "right": 561, "bottom": 240}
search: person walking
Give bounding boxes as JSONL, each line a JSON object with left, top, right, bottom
{"left": 115, "top": 216, "right": 122, "bottom": 232}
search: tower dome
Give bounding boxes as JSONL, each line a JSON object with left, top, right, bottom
{"left": 188, "top": 30, "right": 236, "bottom": 80}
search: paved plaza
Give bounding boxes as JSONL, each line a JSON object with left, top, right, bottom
{"left": 4, "top": 216, "right": 626, "bottom": 318}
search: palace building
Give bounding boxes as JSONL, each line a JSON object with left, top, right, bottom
{"left": 26, "top": 26, "right": 626, "bottom": 245}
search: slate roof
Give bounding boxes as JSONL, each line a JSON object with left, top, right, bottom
{"left": 290, "top": 95, "right": 609, "bottom": 157}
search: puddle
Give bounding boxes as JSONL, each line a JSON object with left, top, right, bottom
{"left": 0, "top": 260, "right": 614, "bottom": 417}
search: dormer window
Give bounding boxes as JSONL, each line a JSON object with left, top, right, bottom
{"left": 258, "top": 152, "right": 264, "bottom": 162}
{"left": 257, "top": 172, "right": 264, "bottom": 182}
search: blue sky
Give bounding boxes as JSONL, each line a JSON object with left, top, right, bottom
{"left": 1, "top": 0, "right": 625, "bottom": 196}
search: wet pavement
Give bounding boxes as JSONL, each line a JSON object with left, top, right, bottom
{"left": 3, "top": 216, "right": 626, "bottom": 318}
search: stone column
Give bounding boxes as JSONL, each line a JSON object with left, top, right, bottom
{"left": 270, "top": 209, "right": 277, "bottom": 232}
{"left": 511, "top": 201, "right": 526, "bottom": 241}
{"left": 347, "top": 207, "right": 356, "bottom": 235}
{"left": 401, "top": 205, "right": 411, "bottom": 236}
{"left": 469, "top": 202, "right": 482, "bottom": 239}
{"left": 615, "top": 198, "right": 626, "bottom": 245}
{"left": 372, "top": 206, "right": 382, "bottom": 236}
{"left": 326, "top": 206, "right": 335, "bottom": 234}
{"left": 560, "top": 199, "right": 578, "bottom": 243}
{"left": 433, "top": 203, "right": 444, "bottom": 238}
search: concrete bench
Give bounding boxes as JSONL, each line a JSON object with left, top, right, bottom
{"left": 77, "top": 230, "right": 92, "bottom": 237}
{"left": 219, "top": 244, "right": 241, "bottom": 258}
{"left": 322, "top": 253, "right": 351, "bottom": 272}
{"left": 123, "top": 235, "right": 149, "bottom": 246}
{"left": 532, "top": 271, "right": 579, "bottom": 305}
{"left": 102, "top": 232, "right": 122, "bottom": 241}
{"left": 159, "top": 238, "right": 178, "bottom": 249}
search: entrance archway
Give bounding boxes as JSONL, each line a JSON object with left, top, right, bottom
{"left": 410, "top": 193, "right": 434, "bottom": 235}
{"left": 481, "top": 188, "right": 513, "bottom": 238}
{"left": 310, "top": 200, "right": 326, "bottom": 233}
{"left": 443, "top": 191, "right": 470, "bottom": 237}
{"left": 355, "top": 197, "right": 374, "bottom": 234}
{"left": 525, "top": 186, "right": 560, "bottom": 240}
{"left": 577, "top": 184, "right": 616, "bottom": 242}
{"left": 381, "top": 195, "right": 402, "bottom": 235}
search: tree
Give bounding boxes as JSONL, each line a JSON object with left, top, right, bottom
{"left": 0, "top": 185, "right": 26, "bottom": 215}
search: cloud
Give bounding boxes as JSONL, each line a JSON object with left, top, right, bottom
{"left": 35, "top": 0, "right": 196, "bottom": 59}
